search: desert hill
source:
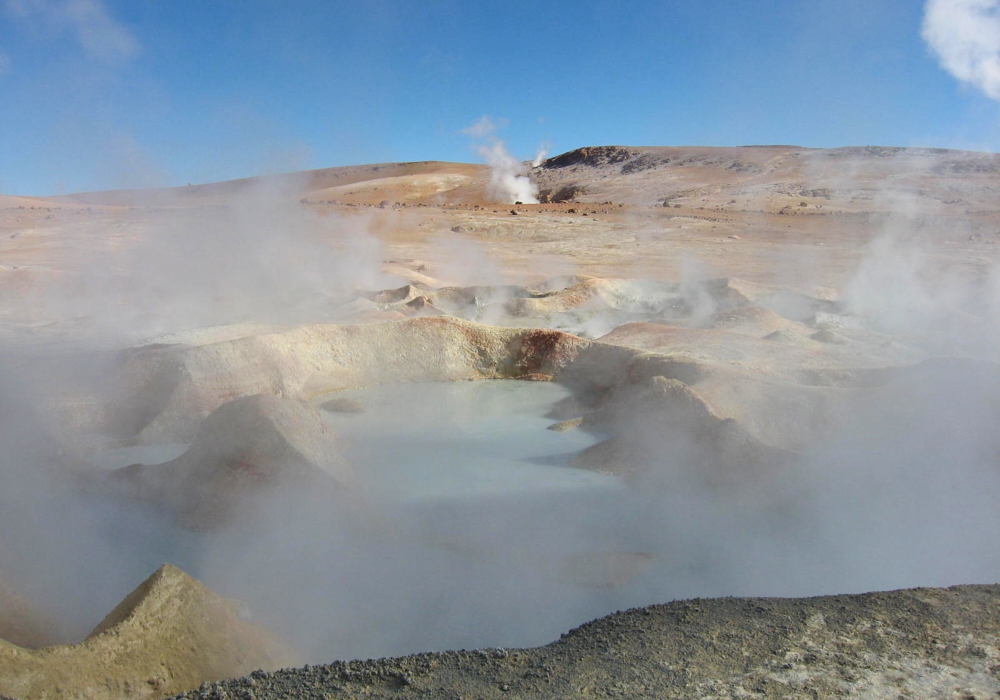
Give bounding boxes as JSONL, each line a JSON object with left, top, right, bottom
{"left": 3, "top": 143, "right": 997, "bottom": 345}
{"left": 532, "top": 144, "right": 1000, "bottom": 211}
{"left": 27, "top": 144, "right": 1000, "bottom": 215}
{"left": 51, "top": 161, "right": 487, "bottom": 208}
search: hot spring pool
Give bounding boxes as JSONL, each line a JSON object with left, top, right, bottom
{"left": 60, "top": 380, "right": 654, "bottom": 658}
{"left": 317, "top": 380, "right": 618, "bottom": 501}
{"left": 48, "top": 377, "right": 981, "bottom": 664}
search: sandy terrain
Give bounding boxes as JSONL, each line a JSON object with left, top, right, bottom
{"left": 1, "top": 145, "right": 999, "bottom": 699}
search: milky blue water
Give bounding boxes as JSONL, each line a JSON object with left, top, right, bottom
{"left": 318, "top": 380, "right": 618, "bottom": 501}
{"left": 50, "top": 380, "right": 648, "bottom": 657}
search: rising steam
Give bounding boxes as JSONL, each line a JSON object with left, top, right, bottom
{"left": 531, "top": 145, "right": 550, "bottom": 168}
{"left": 462, "top": 116, "right": 539, "bottom": 204}
{"left": 3, "top": 0, "right": 1000, "bottom": 688}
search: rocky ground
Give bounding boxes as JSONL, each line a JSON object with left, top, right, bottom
{"left": 172, "top": 584, "right": 1000, "bottom": 700}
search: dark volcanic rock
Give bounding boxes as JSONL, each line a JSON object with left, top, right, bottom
{"left": 621, "top": 153, "right": 669, "bottom": 174}
{"left": 542, "top": 146, "right": 637, "bottom": 169}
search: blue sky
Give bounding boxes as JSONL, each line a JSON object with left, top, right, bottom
{"left": 0, "top": 0, "right": 996, "bottom": 195}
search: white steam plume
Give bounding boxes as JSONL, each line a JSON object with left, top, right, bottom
{"left": 531, "top": 144, "right": 550, "bottom": 168}
{"left": 462, "top": 116, "right": 539, "bottom": 204}
{"left": 480, "top": 140, "right": 540, "bottom": 204}
{"left": 10, "top": 175, "right": 390, "bottom": 347}
{"left": 923, "top": 0, "right": 1000, "bottom": 100}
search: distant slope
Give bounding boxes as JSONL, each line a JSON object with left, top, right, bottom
{"left": 52, "top": 161, "right": 488, "bottom": 207}
{"left": 25, "top": 144, "right": 1000, "bottom": 213}
{"left": 530, "top": 144, "right": 1000, "bottom": 210}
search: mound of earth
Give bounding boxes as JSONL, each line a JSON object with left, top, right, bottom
{"left": 594, "top": 321, "right": 906, "bottom": 379}
{"left": 169, "top": 583, "right": 1000, "bottom": 700}
{"left": 764, "top": 328, "right": 812, "bottom": 344}
{"left": 573, "top": 375, "right": 792, "bottom": 483}
{"left": 0, "top": 564, "right": 293, "bottom": 700}
{"left": 106, "top": 394, "right": 355, "bottom": 529}
{"left": 500, "top": 277, "right": 694, "bottom": 321}
{"left": 708, "top": 305, "right": 811, "bottom": 337}
{"left": 583, "top": 320, "right": 929, "bottom": 452}
{"left": 543, "top": 328, "right": 849, "bottom": 453}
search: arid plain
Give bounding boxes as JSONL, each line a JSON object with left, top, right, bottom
{"left": 2, "top": 145, "right": 1000, "bottom": 699}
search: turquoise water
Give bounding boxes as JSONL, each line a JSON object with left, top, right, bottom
{"left": 319, "top": 380, "right": 618, "bottom": 501}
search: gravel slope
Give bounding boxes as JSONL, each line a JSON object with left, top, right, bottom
{"left": 170, "top": 583, "right": 1000, "bottom": 700}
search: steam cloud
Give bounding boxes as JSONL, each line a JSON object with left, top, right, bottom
{"left": 462, "top": 116, "right": 540, "bottom": 204}
{"left": 37, "top": 178, "right": 391, "bottom": 345}
{"left": 923, "top": 0, "right": 1000, "bottom": 100}
{"left": 0, "top": 177, "right": 396, "bottom": 642}
{"left": 2, "top": 57, "right": 999, "bottom": 667}
{"left": 1, "top": 0, "right": 998, "bottom": 681}
{"left": 4, "top": 176, "right": 1000, "bottom": 664}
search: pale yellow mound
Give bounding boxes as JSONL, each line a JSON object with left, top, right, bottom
{"left": 0, "top": 564, "right": 294, "bottom": 700}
